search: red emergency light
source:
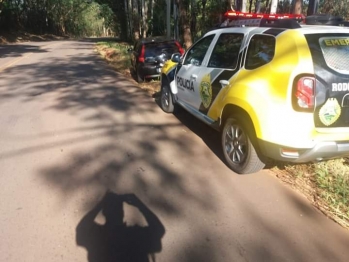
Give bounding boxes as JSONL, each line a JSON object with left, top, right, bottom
{"left": 224, "top": 11, "right": 304, "bottom": 22}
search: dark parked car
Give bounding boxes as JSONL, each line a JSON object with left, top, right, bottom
{"left": 128, "top": 37, "right": 184, "bottom": 82}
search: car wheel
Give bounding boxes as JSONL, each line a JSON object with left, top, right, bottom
{"left": 222, "top": 117, "right": 265, "bottom": 174}
{"left": 136, "top": 66, "right": 144, "bottom": 83}
{"left": 160, "top": 82, "right": 175, "bottom": 113}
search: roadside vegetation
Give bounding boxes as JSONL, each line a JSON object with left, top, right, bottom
{"left": 95, "top": 42, "right": 132, "bottom": 76}
{"left": 95, "top": 41, "right": 160, "bottom": 96}
{"left": 273, "top": 160, "right": 349, "bottom": 229}
{"left": 95, "top": 41, "right": 349, "bottom": 231}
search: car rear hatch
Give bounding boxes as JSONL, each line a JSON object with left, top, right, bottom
{"left": 305, "top": 32, "right": 349, "bottom": 128}
{"left": 144, "top": 41, "right": 182, "bottom": 65}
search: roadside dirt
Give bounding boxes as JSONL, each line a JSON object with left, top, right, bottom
{"left": 271, "top": 164, "right": 349, "bottom": 230}
{"left": 95, "top": 44, "right": 161, "bottom": 97}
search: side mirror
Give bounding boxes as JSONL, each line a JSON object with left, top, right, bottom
{"left": 171, "top": 53, "right": 181, "bottom": 63}
{"left": 190, "top": 58, "right": 200, "bottom": 66}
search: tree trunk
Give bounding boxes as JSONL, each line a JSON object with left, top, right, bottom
{"left": 270, "top": 0, "right": 278, "bottom": 14}
{"left": 132, "top": 0, "right": 140, "bottom": 40}
{"left": 177, "top": 0, "right": 192, "bottom": 49}
{"left": 190, "top": 0, "right": 196, "bottom": 37}
{"left": 227, "top": 0, "right": 234, "bottom": 10}
{"left": 124, "top": 0, "right": 130, "bottom": 40}
{"left": 242, "top": 0, "right": 247, "bottom": 12}
{"left": 307, "top": 0, "right": 319, "bottom": 16}
{"left": 142, "top": 0, "right": 148, "bottom": 38}
{"left": 149, "top": 0, "right": 153, "bottom": 36}
{"left": 292, "top": 0, "right": 303, "bottom": 14}
{"left": 0, "top": 0, "right": 5, "bottom": 14}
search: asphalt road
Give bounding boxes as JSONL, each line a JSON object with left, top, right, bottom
{"left": 0, "top": 39, "right": 349, "bottom": 262}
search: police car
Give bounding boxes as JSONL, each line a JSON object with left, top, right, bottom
{"left": 159, "top": 11, "right": 349, "bottom": 174}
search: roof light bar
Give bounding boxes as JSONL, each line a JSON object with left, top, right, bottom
{"left": 224, "top": 11, "right": 304, "bottom": 21}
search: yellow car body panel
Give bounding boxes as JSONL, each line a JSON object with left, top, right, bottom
{"left": 161, "top": 60, "right": 177, "bottom": 75}
{"left": 207, "top": 30, "right": 326, "bottom": 148}
{"left": 159, "top": 25, "right": 349, "bottom": 167}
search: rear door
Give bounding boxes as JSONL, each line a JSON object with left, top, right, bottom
{"left": 305, "top": 33, "right": 349, "bottom": 127}
{"left": 198, "top": 32, "right": 245, "bottom": 115}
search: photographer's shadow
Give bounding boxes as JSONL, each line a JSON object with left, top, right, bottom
{"left": 76, "top": 192, "right": 165, "bottom": 262}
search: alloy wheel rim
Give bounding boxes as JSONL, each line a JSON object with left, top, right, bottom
{"left": 224, "top": 124, "right": 247, "bottom": 164}
{"left": 161, "top": 86, "right": 170, "bottom": 108}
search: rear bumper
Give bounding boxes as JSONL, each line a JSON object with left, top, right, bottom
{"left": 258, "top": 139, "right": 349, "bottom": 163}
{"left": 139, "top": 64, "right": 162, "bottom": 79}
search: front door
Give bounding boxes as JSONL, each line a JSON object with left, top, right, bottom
{"left": 175, "top": 35, "right": 215, "bottom": 109}
{"left": 176, "top": 32, "right": 246, "bottom": 115}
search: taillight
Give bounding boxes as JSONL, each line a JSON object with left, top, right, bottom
{"left": 294, "top": 76, "right": 315, "bottom": 110}
{"left": 138, "top": 45, "right": 145, "bottom": 63}
{"left": 175, "top": 41, "right": 184, "bottom": 55}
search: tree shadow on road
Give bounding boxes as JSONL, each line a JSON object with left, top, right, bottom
{"left": 76, "top": 191, "right": 165, "bottom": 262}
{"left": 0, "top": 44, "right": 158, "bottom": 121}
{"left": 2, "top": 39, "right": 349, "bottom": 262}
{"left": 153, "top": 92, "right": 226, "bottom": 168}
{"left": 0, "top": 44, "right": 47, "bottom": 58}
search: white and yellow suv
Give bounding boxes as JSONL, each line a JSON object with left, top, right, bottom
{"left": 160, "top": 11, "right": 349, "bottom": 174}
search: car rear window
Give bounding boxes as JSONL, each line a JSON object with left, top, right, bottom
{"left": 319, "top": 36, "right": 349, "bottom": 74}
{"left": 245, "top": 34, "right": 275, "bottom": 70}
{"left": 144, "top": 42, "right": 180, "bottom": 58}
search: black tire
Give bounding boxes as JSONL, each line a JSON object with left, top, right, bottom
{"left": 160, "top": 82, "right": 175, "bottom": 113}
{"left": 136, "top": 66, "right": 144, "bottom": 83}
{"left": 221, "top": 117, "right": 265, "bottom": 174}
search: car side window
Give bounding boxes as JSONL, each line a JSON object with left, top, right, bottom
{"left": 245, "top": 35, "right": 275, "bottom": 70}
{"left": 208, "top": 33, "right": 244, "bottom": 69}
{"left": 183, "top": 35, "right": 215, "bottom": 66}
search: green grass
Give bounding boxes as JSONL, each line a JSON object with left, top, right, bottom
{"left": 313, "top": 159, "right": 349, "bottom": 222}
{"left": 96, "top": 41, "right": 129, "bottom": 50}
{"left": 96, "top": 41, "right": 131, "bottom": 73}
{"left": 279, "top": 158, "right": 349, "bottom": 229}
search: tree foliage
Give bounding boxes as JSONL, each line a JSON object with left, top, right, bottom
{"left": 319, "top": 0, "right": 349, "bottom": 19}
{"left": 0, "top": 0, "right": 115, "bottom": 36}
{"left": 1, "top": 0, "right": 349, "bottom": 43}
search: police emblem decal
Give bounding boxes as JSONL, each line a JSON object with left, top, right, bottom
{"left": 319, "top": 98, "right": 341, "bottom": 126}
{"left": 200, "top": 74, "right": 212, "bottom": 108}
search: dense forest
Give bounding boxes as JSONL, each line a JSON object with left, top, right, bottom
{"left": 0, "top": 0, "right": 348, "bottom": 46}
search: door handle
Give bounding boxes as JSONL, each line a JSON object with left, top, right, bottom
{"left": 191, "top": 74, "right": 197, "bottom": 80}
{"left": 219, "top": 80, "right": 229, "bottom": 88}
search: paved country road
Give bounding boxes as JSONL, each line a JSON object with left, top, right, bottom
{"left": 0, "top": 39, "right": 348, "bottom": 262}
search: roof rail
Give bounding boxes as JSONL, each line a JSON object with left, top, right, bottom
{"left": 259, "top": 18, "right": 301, "bottom": 29}
{"left": 305, "top": 14, "right": 344, "bottom": 26}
